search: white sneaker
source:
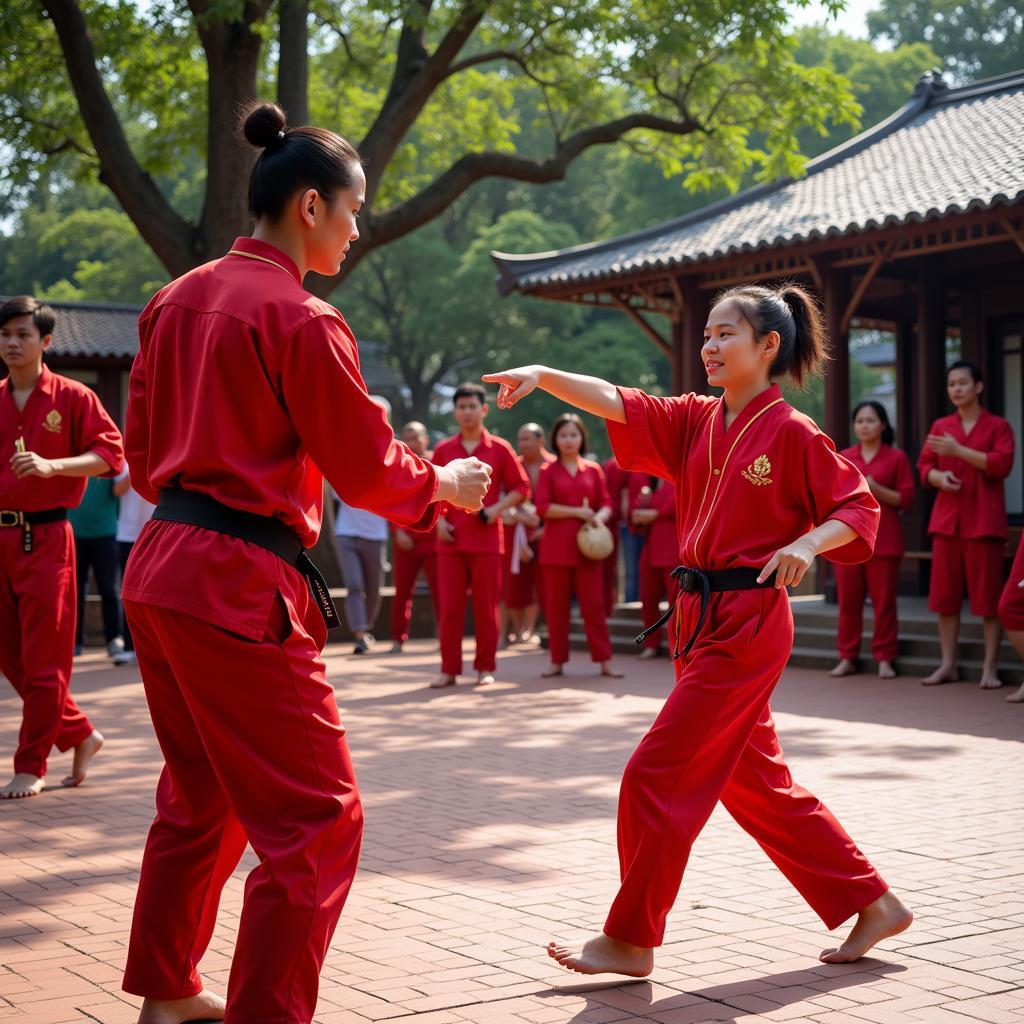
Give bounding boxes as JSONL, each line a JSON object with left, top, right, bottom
{"left": 107, "top": 637, "right": 126, "bottom": 657}
{"left": 113, "top": 650, "right": 137, "bottom": 666}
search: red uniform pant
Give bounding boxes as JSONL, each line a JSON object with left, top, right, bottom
{"left": 390, "top": 545, "right": 439, "bottom": 644}
{"left": 437, "top": 551, "right": 502, "bottom": 675}
{"left": 0, "top": 521, "right": 93, "bottom": 777}
{"left": 928, "top": 535, "right": 1005, "bottom": 618}
{"left": 834, "top": 556, "right": 900, "bottom": 662}
{"left": 639, "top": 560, "right": 675, "bottom": 651}
{"left": 603, "top": 529, "right": 620, "bottom": 616}
{"left": 542, "top": 560, "right": 613, "bottom": 665}
{"left": 121, "top": 594, "right": 362, "bottom": 1024}
{"left": 605, "top": 588, "right": 887, "bottom": 948}
{"left": 503, "top": 548, "right": 539, "bottom": 610}
{"left": 998, "top": 543, "right": 1024, "bottom": 631}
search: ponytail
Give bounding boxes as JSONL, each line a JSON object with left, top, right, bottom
{"left": 716, "top": 282, "right": 831, "bottom": 390}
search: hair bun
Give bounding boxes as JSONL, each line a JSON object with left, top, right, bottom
{"left": 242, "top": 102, "right": 287, "bottom": 150}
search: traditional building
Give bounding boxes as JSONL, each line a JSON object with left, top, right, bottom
{"left": 492, "top": 69, "right": 1024, "bottom": 588}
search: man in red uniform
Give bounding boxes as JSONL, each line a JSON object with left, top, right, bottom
{"left": 1000, "top": 540, "right": 1024, "bottom": 703}
{"left": 432, "top": 383, "right": 529, "bottom": 687}
{"left": 501, "top": 422, "right": 554, "bottom": 644}
{"left": 629, "top": 474, "right": 679, "bottom": 659}
{"left": 389, "top": 421, "right": 439, "bottom": 652}
{"left": 0, "top": 296, "right": 121, "bottom": 799}
{"left": 917, "top": 361, "right": 1015, "bottom": 688}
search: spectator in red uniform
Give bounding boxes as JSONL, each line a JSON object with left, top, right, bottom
{"left": 1000, "top": 540, "right": 1024, "bottom": 703}
{"left": 630, "top": 474, "right": 679, "bottom": 660}
{"left": 917, "top": 361, "right": 1015, "bottom": 689}
{"left": 431, "top": 384, "right": 529, "bottom": 687}
{"left": 832, "top": 401, "right": 915, "bottom": 679}
{"left": 535, "top": 413, "right": 620, "bottom": 678}
{"left": 390, "top": 421, "right": 439, "bottom": 653}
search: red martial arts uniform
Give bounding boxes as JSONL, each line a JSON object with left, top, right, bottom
{"left": 917, "top": 409, "right": 1015, "bottom": 617}
{"left": 432, "top": 430, "right": 528, "bottom": 674}
{"left": 0, "top": 366, "right": 122, "bottom": 778}
{"left": 503, "top": 450, "right": 555, "bottom": 611}
{"left": 835, "top": 444, "right": 915, "bottom": 663}
{"left": 120, "top": 237, "right": 439, "bottom": 1023}
{"left": 604, "top": 383, "right": 887, "bottom": 947}
{"left": 630, "top": 475, "right": 679, "bottom": 652}
{"left": 535, "top": 459, "right": 614, "bottom": 665}
{"left": 998, "top": 540, "right": 1024, "bottom": 632}
{"left": 390, "top": 522, "right": 439, "bottom": 644}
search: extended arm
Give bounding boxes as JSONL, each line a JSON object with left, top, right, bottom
{"left": 482, "top": 366, "right": 625, "bottom": 423}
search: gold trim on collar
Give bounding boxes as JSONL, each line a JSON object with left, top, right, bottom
{"left": 685, "top": 398, "right": 785, "bottom": 563}
{"left": 227, "top": 249, "right": 294, "bottom": 278}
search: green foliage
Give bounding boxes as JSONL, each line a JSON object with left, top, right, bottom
{"left": 867, "top": 0, "right": 1024, "bottom": 83}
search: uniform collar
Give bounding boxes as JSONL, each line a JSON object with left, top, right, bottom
{"left": 227, "top": 237, "right": 302, "bottom": 284}
{"left": 1, "top": 363, "right": 54, "bottom": 395}
{"left": 460, "top": 427, "right": 493, "bottom": 450}
{"left": 718, "top": 382, "right": 783, "bottom": 439}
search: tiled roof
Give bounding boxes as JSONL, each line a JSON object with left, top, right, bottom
{"left": 492, "top": 69, "right": 1024, "bottom": 295}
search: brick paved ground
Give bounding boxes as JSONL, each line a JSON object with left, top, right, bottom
{"left": 2, "top": 638, "right": 1022, "bottom": 1023}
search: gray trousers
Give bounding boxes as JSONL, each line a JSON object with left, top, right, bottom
{"left": 335, "top": 535, "right": 384, "bottom": 634}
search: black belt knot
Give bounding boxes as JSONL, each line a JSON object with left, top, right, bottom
{"left": 153, "top": 488, "right": 340, "bottom": 629}
{"left": 634, "top": 564, "right": 774, "bottom": 659}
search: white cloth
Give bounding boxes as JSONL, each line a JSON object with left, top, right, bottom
{"left": 333, "top": 497, "right": 388, "bottom": 541}
{"left": 115, "top": 465, "right": 156, "bottom": 543}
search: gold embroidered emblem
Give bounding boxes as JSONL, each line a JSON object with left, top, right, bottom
{"left": 43, "top": 409, "right": 63, "bottom": 433}
{"left": 741, "top": 454, "right": 773, "bottom": 486}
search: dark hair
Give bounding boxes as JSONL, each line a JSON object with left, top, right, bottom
{"left": 0, "top": 295, "right": 56, "bottom": 337}
{"left": 453, "top": 382, "right": 487, "bottom": 406}
{"left": 550, "top": 412, "right": 589, "bottom": 456}
{"left": 240, "top": 101, "right": 361, "bottom": 221}
{"left": 715, "top": 282, "right": 829, "bottom": 389}
{"left": 947, "top": 359, "right": 982, "bottom": 384}
{"left": 852, "top": 400, "right": 894, "bottom": 446}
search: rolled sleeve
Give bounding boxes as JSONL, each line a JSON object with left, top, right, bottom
{"left": 605, "top": 387, "right": 704, "bottom": 482}
{"left": 984, "top": 420, "right": 1015, "bottom": 479}
{"left": 77, "top": 389, "right": 124, "bottom": 477}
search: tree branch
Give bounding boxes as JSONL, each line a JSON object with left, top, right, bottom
{"left": 40, "top": 0, "right": 195, "bottom": 276}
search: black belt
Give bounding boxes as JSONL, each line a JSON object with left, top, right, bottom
{"left": 0, "top": 507, "right": 68, "bottom": 553}
{"left": 635, "top": 565, "right": 774, "bottom": 659}
{"left": 152, "top": 488, "right": 339, "bottom": 629}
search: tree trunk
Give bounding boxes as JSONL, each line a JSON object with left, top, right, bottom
{"left": 278, "top": 0, "right": 309, "bottom": 126}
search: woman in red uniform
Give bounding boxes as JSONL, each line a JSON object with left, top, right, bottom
{"left": 121, "top": 102, "right": 489, "bottom": 1024}
{"left": 535, "top": 413, "right": 619, "bottom": 678}
{"left": 485, "top": 282, "right": 912, "bottom": 978}
{"left": 832, "top": 401, "right": 915, "bottom": 678}
{"left": 630, "top": 474, "right": 679, "bottom": 660}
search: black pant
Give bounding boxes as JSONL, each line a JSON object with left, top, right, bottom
{"left": 74, "top": 534, "right": 120, "bottom": 646}
{"left": 118, "top": 540, "right": 136, "bottom": 651}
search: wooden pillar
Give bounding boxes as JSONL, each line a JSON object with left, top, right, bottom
{"left": 915, "top": 256, "right": 948, "bottom": 457}
{"left": 678, "top": 275, "right": 710, "bottom": 395}
{"left": 96, "top": 366, "right": 122, "bottom": 425}
{"left": 821, "top": 259, "right": 851, "bottom": 446}
{"left": 895, "top": 318, "right": 915, "bottom": 453}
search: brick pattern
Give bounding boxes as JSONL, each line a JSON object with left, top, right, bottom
{"left": 2, "top": 642, "right": 1022, "bottom": 1023}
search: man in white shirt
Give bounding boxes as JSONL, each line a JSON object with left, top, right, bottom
{"left": 333, "top": 495, "right": 388, "bottom": 654}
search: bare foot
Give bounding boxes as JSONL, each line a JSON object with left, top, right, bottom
{"left": 599, "top": 661, "right": 624, "bottom": 678}
{"left": 979, "top": 670, "right": 1003, "bottom": 690}
{"left": 1, "top": 773, "right": 45, "bottom": 800}
{"left": 1006, "top": 683, "right": 1024, "bottom": 703}
{"left": 542, "top": 664, "right": 564, "bottom": 678}
{"left": 637, "top": 647, "right": 660, "bottom": 661}
{"left": 61, "top": 730, "right": 104, "bottom": 788}
{"left": 830, "top": 658, "right": 857, "bottom": 677}
{"left": 819, "top": 891, "right": 913, "bottom": 963}
{"left": 389, "top": 642, "right": 403, "bottom": 654}
{"left": 429, "top": 674, "right": 457, "bottom": 689}
{"left": 921, "top": 664, "right": 959, "bottom": 686}
{"left": 137, "top": 988, "right": 226, "bottom": 1024}
{"left": 475, "top": 672, "right": 495, "bottom": 686}
{"left": 547, "top": 935, "right": 653, "bottom": 977}
{"left": 877, "top": 661, "right": 897, "bottom": 679}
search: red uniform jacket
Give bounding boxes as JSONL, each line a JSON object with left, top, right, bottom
{"left": 607, "top": 384, "right": 879, "bottom": 570}
{"left": 917, "top": 409, "right": 1015, "bottom": 540}
{"left": 839, "top": 444, "right": 915, "bottom": 558}
{"left": 628, "top": 475, "right": 678, "bottom": 568}
{"left": 535, "top": 458, "right": 612, "bottom": 567}
{"left": 123, "top": 236, "right": 439, "bottom": 641}
{"left": 432, "top": 429, "right": 529, "bottom": 555}
{"left": 0, "top": 365, "right": 123, "bottom": 509}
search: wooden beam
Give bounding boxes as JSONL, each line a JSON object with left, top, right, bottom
{"left": 840, "top": 239, "right": 897, "bottom": 334}
{"left": 1000, "top": 218, "right": 1024, "bottom": 257}
{"left": 610, "top": 295, "right": 672, "bottom": 357}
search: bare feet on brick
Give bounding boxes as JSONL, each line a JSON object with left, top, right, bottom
{"left": 877, "top": 660, "right": 897, "bottom": 679}
{"left": 1006, "top": 682, "right": 1024, "bottom": 703}
{"left": 137, "top": 988, "right": 226, "bottom": 1024}
{"left": 979, "top": 669, "right": 1003, "bottom": 690}
{"left": 475, "top": 672, "right": 495, "bottom": 686}
{"left": 542, "top": 663, "right": 564, "bottom": 677}
{"left": 830, "top": 658, "right": 857, "bottom": 677}
{"left": 819, "top": 891, "right": 913, "bottom": 963}
{"left": 547, "top": 935, "right": 654, "bottom": 977}
{"left": 921, "top": 663, "right": 958, "bottom": 686}
{"left": 599, "top": 661, "right": 623, "bottom": 678}
{"left": 0, "top": 773, "right": 45, "bottom": 799}
{"left": 61, "top": 729, "right": 104, "bottom": 788}
{"left": 430, "top": 674, "right": 456, "bottom": 689}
